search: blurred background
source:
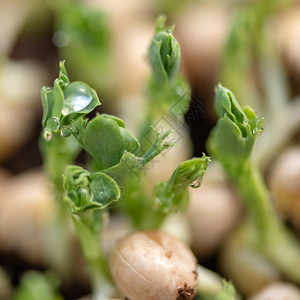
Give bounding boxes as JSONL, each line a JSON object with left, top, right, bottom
{"left": 1, "top": 0, "right": 300, "bottom": 299}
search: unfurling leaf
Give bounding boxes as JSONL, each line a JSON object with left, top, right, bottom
{"left": 207, "top": 84, "right": 263, "bottom": 174}
{"left": 63, "top": 166, "right": 120, "bottom": 214}
{"left": 82, "top": 114, "right": 140, "bottom": 170}
{"left": 149, "top": 16, "right": 181, "bottom": 88}
{"left": 41, "top": 61, "right": 100, "bottom": 137}
{"left": 154, "top": 154, "right": 210, "bottom": 213}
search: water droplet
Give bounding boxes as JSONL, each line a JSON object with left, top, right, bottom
{"left": 46, "top": 117, "right": 60, "bottom": 132}
{"left": 62, "top": 82, "right": 93, "bottom": 116}
{"left": 60, "top": 126, "right": 71, "bottom": 137}
{"left": 43, "top": 129, "right": 53, "bottom": 141}
{"left": 190, "top": 179, "right": 201, "bottom": 189}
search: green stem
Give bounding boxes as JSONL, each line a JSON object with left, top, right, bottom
{"left": 237, "top": 161, "right": 276, "bottom": 241}
{"left": 234, "top": 161, "right": 300, "bottom": 282}
{"left": 41, "top": 134, "right": 80, "bottom": 194}
{"left": 44, "top": 203, "right": 73, "bottom": 278}
{"left": 196, "top": 265, "right": 223, "bottom": 296}
{"left": 196, "top": 265, "right": 238, "bottom": 300}
{"left": 72, "top": 216, "right": 115, "bottom": 299}
{"left": 41, "top": 134, "right": 80, "bottom": 277}
{"left": 122, "top": 178, "right": 167, "bottom": 230}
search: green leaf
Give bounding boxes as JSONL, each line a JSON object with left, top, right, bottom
{"left": 41, "top": 78, "right": 64, "bottom": 132}
{"left": 167, "top": 32, "right": 180, "bottom": 82}
{"left": 64, "top": 117, "right": 88, "bottom": 145}
{"left": 208, "top": 85, "right": 263, "bottom": 172}
{"left": 154, "top": 182, "right": 189, "bottom": 213}
{"left": 90, "top": 172, "right": 120, "bottom": 207}
{"left": 109, "top": 114, "right": 140, "bottom": 154}
{"left": 82, "top": 114, "right": 139, "bottom": 170}
{"left": 103, "top": 151, "right": 140, "bottom": 182}
{"left": 155, "top": 15, "right": 167, "bottom": 33}
{"left": 154, "top": 154, "right": 210, "bottom": 213}
{"left": 140, "top": 127, "right": 176, "bottom": 166}
{"left": 52, "top": 78, "right": 64, "bottom": 119}
{"left": 169, "top": 155, "right": 211, "bottom": 189}
{"left": 149, "top": 17, "right": 181, "bottom": 88}
{"left": 82, "top": 115, "right": 124, "bottom": 170}
{"left": 41, "top": 87, "right": 50, "bottom": 127}
{"left": 58, "top": 60, "right": 70, "bottom": 86}
{"left": 63, "top": 166, "right": 120, "bottom": 214}
{"left": 214, "top": 85, "right": 246, "bottom": 126}
{"left": 119, "top": 127, "right": 140, "bottom": 154}
{"left": 63, "top": 166, "right": 90, "bottom": 211}
{"left": 41, "top": 62, "right": 101, "bottom": 137}
{"left": 149, "top": 39, "right": 169, "bottom": 88}
{"left": 210, "top": 116, "right": 249, "bottom": 172}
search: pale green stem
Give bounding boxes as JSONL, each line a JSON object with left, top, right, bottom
{"left": 41, "top": 135, "right": 79, "bottom": 277}
{"left": 237, "top": 161, "right": 276, "bottom": 240}
{"left": 196, "top": 265, "right": 223, "bottom": 296}
{"left": 72, "top": 217, "right": 116, "bottom": 300}
{"left": 196, "top": 265, "right": 239, "bottom": 300}
{"left": 234, "top": 161, "right": 300, "bottom": 282}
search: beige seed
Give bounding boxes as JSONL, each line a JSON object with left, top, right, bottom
{"left": 110, "top": 231, "right": 197, "bottom": 300}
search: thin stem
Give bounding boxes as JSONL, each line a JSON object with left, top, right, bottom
{"left": 196, "top": 265, "right": 239, "bottom": 299}
{"left": 140, "top": 128, "right": 175, "bottom": 166}
{"left": 237, "top": 161, "right": 276, "bottom": 241}
{"left": 234, "top": 161, "right": 300, "bottom": 282}
{"left": 72, "top": 216, "right": 116, "bottom": 300}
{"left": 196, "top": 265, "right": 223, "bottom": 296}
{"left": 41, "top": 134, "right": 79, "bottom": 277}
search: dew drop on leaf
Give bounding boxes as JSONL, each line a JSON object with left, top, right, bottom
{"left": 60, "top": 126, "right": 71, "bottom": 137}
{"left": 47, "top": 117, "right": 60, "bottom": 132}
{"left": 43, "top": 129, "right": 53, "bottom": 141}
{"left": 62, "top": 82, "right": 93, "bottom": 116}
{"left": 189, "top": 179, "right": 201, "bottom": 189}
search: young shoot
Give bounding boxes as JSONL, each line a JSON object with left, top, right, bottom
{"left": 40, "top": 61, "right": 100, "bottom": 192}
{"left": 40, "top": 61, "right": 209, "bottom": 299}
{"left": 154, "top": 155, "right": 210, "bottom": 213}
{"left": 149, "top": 15, "right": 180, "bottom": 89}
{"left": 143, "top": 15, "right": 191, "bottom": 132}
{"left": 208, "top": 84, "right": 300, "bottom": 283}
{"left": 40, "top": 16, "right": 215, "bottom": 298}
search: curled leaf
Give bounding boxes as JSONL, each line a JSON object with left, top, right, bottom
{"left": 63, "top": 166, "right": 120, "bottom": 214}
{"left": 208, "top": 85, "right": 263, "bottom": 173}
{"left": 154, "top": 154, "right": 210, "bottom": 213}
{"left": 82, "top": 114, "right": 140, "bottom": 170}
{"left": 41, "top": 62, "right": 101, "bottom": 137}
{"left": 149, "top": 17, "right": 181, "bottom": 88}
